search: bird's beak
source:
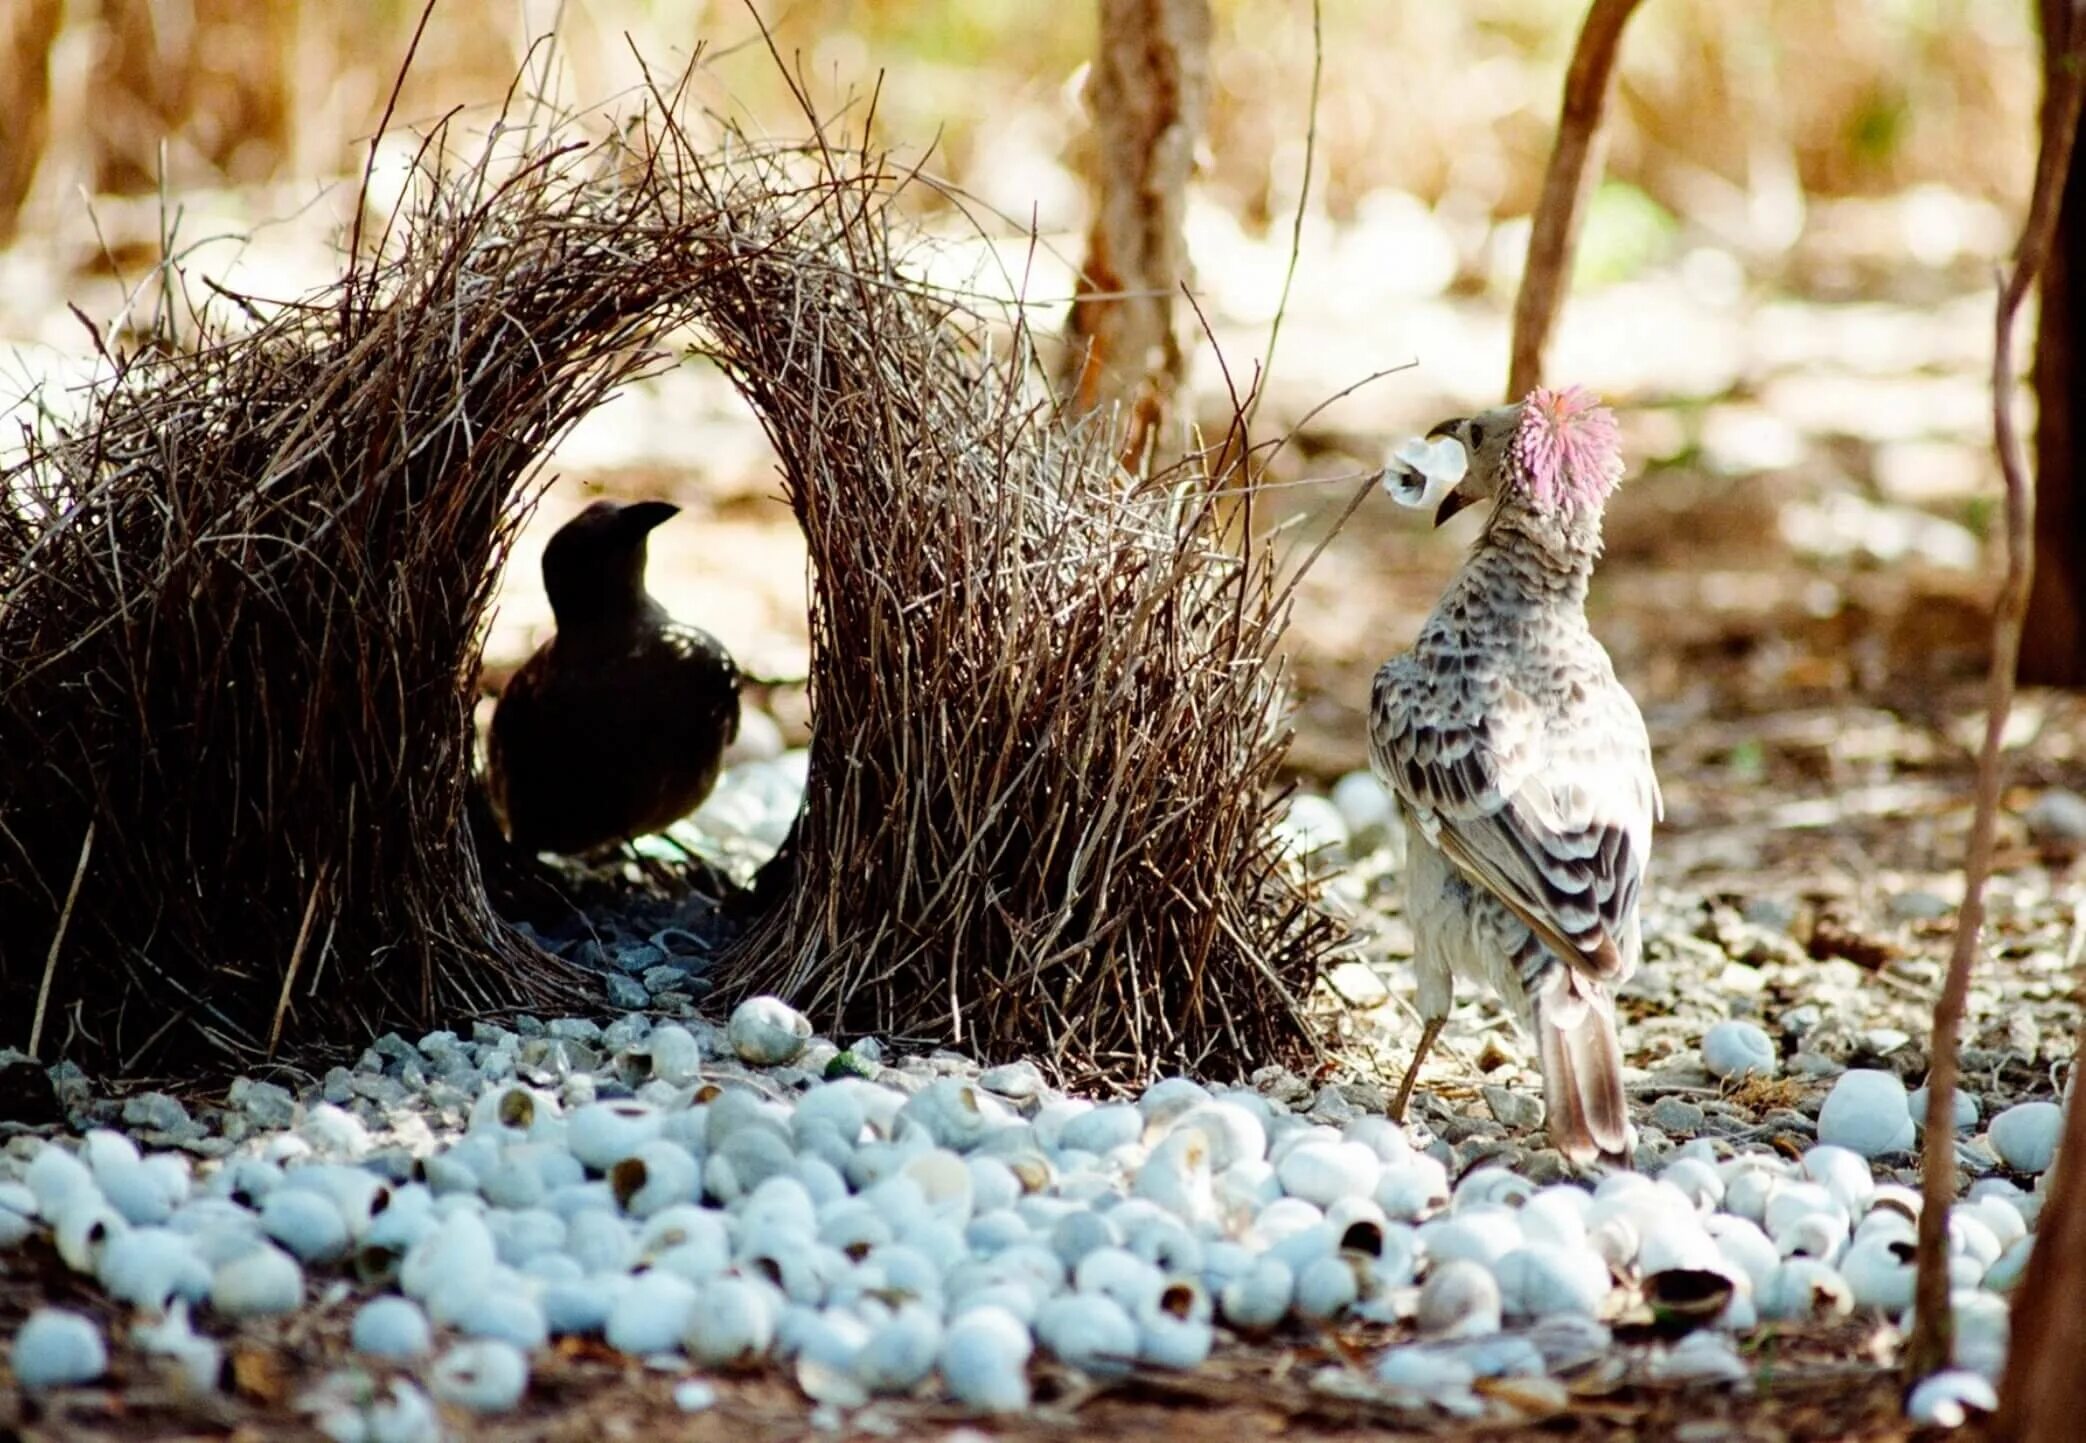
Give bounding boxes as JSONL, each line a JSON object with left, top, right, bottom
{"left": 1434, "top": 486, "right": 1476, "bottom": 528}
{"left": 621, "top": 500, "right": 681, "bottom": 534}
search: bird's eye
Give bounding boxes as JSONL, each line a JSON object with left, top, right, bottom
{"left": 1467, "top": 422, "right": 1486, "bottom": 450}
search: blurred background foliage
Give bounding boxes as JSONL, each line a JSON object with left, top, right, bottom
{"left": 1, "top": 0, "right": 2038, "bottom": 276}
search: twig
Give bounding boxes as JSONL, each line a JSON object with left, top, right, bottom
{"left": 267, "top": 864, "right": 329, "bottom": 1060}
{"left": 1242, "top": 0, "right": 1323, "bottom": 434}
{"left": 28, "top": 820, "right": 94, "bottom": 1059}
{"left": 1506, "top": 0, "right": 1646, "bottom": 401}
{"left": 1907, "top": 1, "right": 2086, "bottom": 1380}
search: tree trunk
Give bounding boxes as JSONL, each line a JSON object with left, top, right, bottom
{"left": 2026, "top": 0, "right": 2086, "bottom": 685}
{"left": 1995, "top": 1017, "right": 2086, "bottom": 1439}
{"left": 1060, "top": 0, "right": 1211, "bottom": 472}
{"left": 0, "top": 0, "right": 62, "bottom": 246}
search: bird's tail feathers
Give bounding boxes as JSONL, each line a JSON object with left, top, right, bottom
{"left": 1535, "top": 978, "right": 1633, "bottom": 1167}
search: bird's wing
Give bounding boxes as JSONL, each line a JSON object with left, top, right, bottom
{"left": 659, "top": 621, "right": 742, "bottom": 747}
{"left": 1371, "top": 650, "right": 1656, "bottom": 982}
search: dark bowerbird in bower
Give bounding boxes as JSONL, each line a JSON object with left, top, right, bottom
{"left": 489, "top": 499, "right": 741, "bottom": 857}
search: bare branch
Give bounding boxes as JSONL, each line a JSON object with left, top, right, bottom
{"left": 1908, "top": 0, "right": 2086, "bottom": 1385}
{"left": 27, "top": 821, "right": 92, "bottom": 1060}
{"left": 1506, "top": 0, "right": 1645, "bottom": 402}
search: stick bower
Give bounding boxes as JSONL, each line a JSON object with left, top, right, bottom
{"left": 0, "top": 78, "right": 1344, "bottom": 1081}
{"left": 690, "top": 131, "right": 1345, "bottom": 1085}
{"left": 0, "top": 94, "right": 730, "bottom": 1070}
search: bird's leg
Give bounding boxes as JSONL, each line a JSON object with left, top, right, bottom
{"left": 1390, "top": 1016, "right": 1445, "bottom": 1123}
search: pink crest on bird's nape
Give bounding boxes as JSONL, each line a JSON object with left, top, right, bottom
{"left": 1509, "top": 385, "right": 1623, "bottom": 511}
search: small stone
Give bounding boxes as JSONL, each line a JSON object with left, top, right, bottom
{"left": 606, "top": 975, "right": 650, "bottom": 1011}
{"left": 353, "top": 1296, "right": 434, "bottom": 1360}
{"left": 1782, "top": 1005, "right": 1823, "bottom": 1039}
{"left": 431, "top": 1339, "right": 530, "bottom": 1414}
{"left": 1740, "top": 897, "right": 1796, "bottom": 932}
{"left": 1330, "top": 770, "right": 1396, "bottom": 846}
{"left": 1274, "top": 794, "right": 1349, "bottom": 863}
{"left": 1647, "top": 1097, "right": 1706, "bottom": 1136}
{"left": 727, "top": 996, "right": 812, "bottom": 1066}
{"left": 1886, "top": 890, "right": 1954, "bottom": 924}
{"left": 674, "top": 1379, "right": 719, "bottom": 1412}
{"left": 1908, "top": 1085, "right": 1979, "bottom": 1135}
{"left": 547, "top": 1019, "right": 603, "bottom": 1044}
{"left": 2024, "top": 789, "right": 2086, "bottom": 848}
{"left": 121, "top": 1092, "right": 196, "bottom": 1136}
{"left": 1816, "top": 1069, "right": 1915, "bottom": 1158}
{"left": 642, "top": 965, "right": 689, "bottom": 996}
{"left": 1986, "top": 1101, "right": 2063, "bottom": 1174}
{"left": 978, "top": 1062, "right": 1044, "bottom": 1101}
{"left": 1481, "top": 1086, "right": 1544, "bottom": 1132}
{"left": 1702, "top": 1021, "right": 1777, "bottom": 1080}
{"left": 11, "top": 1308, "right": 107, "bottom": 1389}
{"left": 1060, "top": 1104, "right": 1144, "bottom": 1155}
{"left": 373, "top": 1033, "right": 423, "bottom": 1067}
{"left": 616, "top": 943, "right": 668, "bottom": 974}
{"left": 211, "top": 1246, "right": 305, "bottom": 1317}
{"left": 1308, "top": 1087, "right": 1367, "bottom": 1128}
{"left": 1907, "top": 1370, "right": 1999, "bottom": 1428}
{"left": 348, "top": 1074, "right": 410, "bottom": 1107}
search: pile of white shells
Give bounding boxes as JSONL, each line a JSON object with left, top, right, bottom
{"left": 0, "top": 994, "right": 2064, "bottom": 1435}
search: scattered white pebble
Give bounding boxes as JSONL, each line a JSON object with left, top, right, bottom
{"left": 261, "top": 1187, "right": 351, "bottom": 1263}
{"left": 1816, "top": 1070, "right": 1915, "bottom": 1158}
{"left": 1416, "top": 1259, "right": 1502, "bottom": 1339}
{"left": 132, "top": 1301, "right": 222, "bottom": 1394}
{"left": 211, "top": 1244, "right": 305, "bottom": 1318}
{"left": 1701, "top": 1020, "right": 1777, "bottom": 1080}
{"left": 567, "top": 1101, "right": 664, "bottom": 1172}
{"left": 1907, "top": 1369, "right": 1999, "bottom": 1427}
{"left": 673, "top": 1378, "right": 718, "bottom": 1412}
{"left": 1376, "top": 1343, "right": 1479, "bottom": 1401}
{"left": 1647, "top": 1330, "right": 1749, "bottom": 1385}
{"left": 606, "top": 1270, "right": 701, "bottom": 1355}
{"left": 27, "top": 1145, "right": 97, "bottom": 1217}
{"left": 1330, "top": 770, "right": 1396, "bottom": 845}
{"left": 939, "top": 1305, "right": 1032, "bottom": 1413}
{"left": 852, "top": 1302, "right": 942, "bottom": 1392}
{"left": 11, "top": 1308, "right": 108, "bottom": 1389}
{"left": 1909, "top": 1084, "right": 1979, "bottom": 1135}
{"left": 1034, "top": 1293, "right": 1138, "bottom": 1377}
{"left": 686, "top": 1276, "right": 779, "bottom": 1368}
{"left": 728, "top": 996, "right": 813, "bottom": 1066}
{"left": 1219, "top": 1255, "right": 1294, "bottom": 1332}
{"left": 1986, "top": 1101, "right": 2063, "bottom": 1174}
{"left": 97, "top": 1226, "right": 211, "bottom": 1312}
{"left": 1277, "top": 1141, "right": 1381, "bottom": 1206}
{"left": 642, "top": 1024, "right": 704, "bottom": 1085}
{"left": 352, "top": 1296, "right": 433, "bottom": 1359}
{"left": 430, "top": 1339, "right": 530, "bottom": 1414}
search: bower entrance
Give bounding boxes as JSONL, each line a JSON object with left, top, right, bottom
{"left": 0, "top": 88, "right": 1346, "bottom": 1084}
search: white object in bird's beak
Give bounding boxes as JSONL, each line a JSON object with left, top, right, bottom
{"left": 1382, "top": 435, "right": 1468, "bottom": 510}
